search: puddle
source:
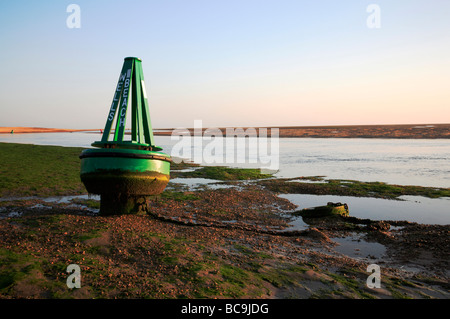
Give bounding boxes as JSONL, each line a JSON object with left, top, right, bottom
{"left": 0, "top": 207, "right": 23, "bottom": 219}
{"left": 287, "top": 179, "right": 325, "bottom": 184}
{"left": 0, "top": 194, "right": 100, "bottom": 203}
{"left": 330, "top": 233, "right": 386, "bottom": 260}
{"left": 41, "top": 194, "right": 100, "bottom": 204}
{"left": 0, "top": 194, "right": 100, "bottom": 214}
{"left": 169, "top": 178, "right": 235, "bottom": 191}
{"left": 30, "top": 203, "right": 49, "bottom": 209}
{"left": 0, "top": 196, "right": 36, "bottom": 202}
{"left": 278, "top": 194, "right": 450, "bottom": 225}
{"left": 281, "top": 214, "right": 309, "bottom": 231}
{"left": 5, "top": 211, "right": 22, "bottom": 218}
{"left": 170, "top": 167, "right": 202, "bottom": 173}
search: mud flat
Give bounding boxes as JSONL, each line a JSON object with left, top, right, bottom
{"left": 0, "top": 143, "right": 448, "bottom": 299}
{"left": 0, "top": 186, "right": 448, "bottom": 299}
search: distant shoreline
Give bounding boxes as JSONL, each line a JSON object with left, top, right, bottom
{"left": 1, "top": 123, "right": 449, "bottom": 138}
{"left": 0, "top": 127, "right": 94, "bottom": 134}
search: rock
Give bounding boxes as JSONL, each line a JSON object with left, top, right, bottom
{"left": 296, "top": 202, "right": 349, "bottom": 218}
{"left": 368, "top": 221, "right": 390, "bottom": 231}
{"left": 302, "top": 227, "right": 332, "bottom": 242}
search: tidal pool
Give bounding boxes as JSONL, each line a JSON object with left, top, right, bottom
{"left": 278, "top": 193, "right": 449, "bottom": 225}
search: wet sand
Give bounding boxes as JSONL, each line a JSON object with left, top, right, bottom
{"left": 0, "top": 181, "right": 448, "bottom": 299}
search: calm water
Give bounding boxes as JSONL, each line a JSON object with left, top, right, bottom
{"left": 2, "top": 132, "right": 449, "bottom": 188}
{"left": 279, "top": 194, "right": 450, "bottom": 226}
{"left": 1, "top": 132, "right": 449, "bottom": 225}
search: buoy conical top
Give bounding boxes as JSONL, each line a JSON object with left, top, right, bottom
{"left": 92, "top": 57, "right": 160, "bottom": 151}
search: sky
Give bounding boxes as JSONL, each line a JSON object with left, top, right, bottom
{"left": 0, "top": 0, "right": 449, "bottom": 129}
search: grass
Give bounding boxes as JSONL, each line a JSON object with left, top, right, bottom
{"left": 259, "top": 177, "right": 450, "bottom": 199}
{"left": 257, "top": 265, "right": 307, "bottom": 289}
{"left": 0, "top": 143, "right": 86, "bottom": 197}
{"left": 0, "top": 249, "right": 36, "bottom": 292}
{"left": 172, "top": 165, "right": 273, "bottom": 181}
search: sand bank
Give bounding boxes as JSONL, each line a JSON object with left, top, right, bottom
{"left": 2, "top": 124, "right": 449, "bottom": 138}
{"left": 157, "top": 124, "right": 450, "bottom": 139}
{"left": 0, "top": 127, "right": 95, "bottom": 134}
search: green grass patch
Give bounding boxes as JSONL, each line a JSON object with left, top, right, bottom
{"left": 257, "top": 264, "right": 309, "bottom": 289}
{"left": 325, "top": 269, "right": 377, "bottom": 299}
{"left": 70, "top": 198, "right": 100, "bottom": 209}
{"left": 173, "top": 166, "right": 273, "bottom": 181}
{"left": 170, "top": 160, "right": 200, "bottom": 170}
{"left": 0, "top": 248, "right": 45, "bottom": 294}
{"left": 220, "top": 264, "right": 249, "bottom": 288}
{"left": 0, "top": 143, "right": 86, "bottom": 197}
{"left": 259, "top": 178, "right": 450, "bottom": 199}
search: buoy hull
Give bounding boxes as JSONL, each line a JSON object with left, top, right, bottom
{"left": 79, "top": 148, "right": 171, "bottom": 215}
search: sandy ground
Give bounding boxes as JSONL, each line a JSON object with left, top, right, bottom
{"left": 0, "top": 127, "right": 94, "bottom": 134}
{"left": 3, "top": 124, "right": 449, "bottom": 138}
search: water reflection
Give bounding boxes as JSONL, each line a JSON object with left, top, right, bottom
{"left": 279, "top": 193, "right": 449, "bottom": 225}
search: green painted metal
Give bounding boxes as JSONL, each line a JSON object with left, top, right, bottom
{"left": 80, "top": 148, "right": 171, "bottom": 199}
{"left": 94, "top": 57, "right": 159, "bottom": 150}
{"left": 100, "top": 58, "right": 133, "bottom": 144}
{"left": 80, "top": 148, "right": 171, "bottom": 175}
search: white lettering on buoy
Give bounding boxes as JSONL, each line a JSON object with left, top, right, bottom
{"left": 107, "top": 72, "right": 127, "bottom": 122}
{"left": 117, "top": 70, "right": 132, "bottom": 128}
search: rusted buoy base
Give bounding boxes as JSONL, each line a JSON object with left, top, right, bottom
{"left": 99, "top": 194, "right": 150, "bottom": 216}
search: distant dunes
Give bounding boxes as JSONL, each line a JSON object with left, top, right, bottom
{"left": 153, "top": 124, "right": 450, "bottom": 139}
{"left": 0, "top": 127, "right": 92, "bottom": 134}
{"left": 1, "top": 124, "right": 449, "bottom": 138}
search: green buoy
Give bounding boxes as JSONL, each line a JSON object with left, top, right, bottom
{"left": 80, "top": 57, "right": 171, "bottom": 215}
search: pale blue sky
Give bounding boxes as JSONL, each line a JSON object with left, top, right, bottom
{"left": 0, "top": 0, "right": 449, "bottom": 129}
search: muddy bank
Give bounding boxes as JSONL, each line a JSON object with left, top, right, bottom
{"left": 0, "top": 183, "right": 448, "bottom": 299}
